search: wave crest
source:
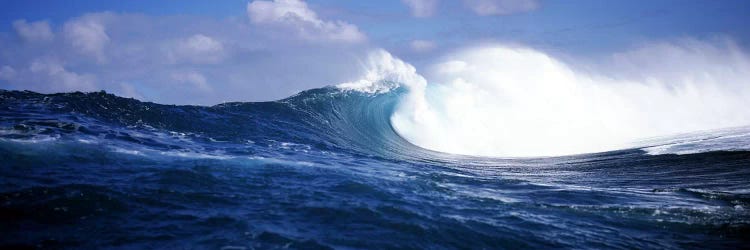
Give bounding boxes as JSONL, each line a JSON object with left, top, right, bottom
{"left": 343, "top": 41, "right": 750, "bottom": 157}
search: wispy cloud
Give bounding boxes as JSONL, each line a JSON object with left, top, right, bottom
{"left": 171, "top": 71, "right": 211, "bottom": 92}
{"left": 462, "top": 0, "right": 538, "bottom": 16}
{"left": 247, "top": 0, "right": 366, "bottom": 43}
{"left": 168, "top": 34, "right": 226, "bottom": 64}
{"left": 13, "top": 19, "right": 54, "bottom": 43}
{"left": 410, "top": 40, "right": 437, "bottom": 52}
{"left": 402, "top": 0, "right": 439, "bottom": 18}
{"left": 28, "top": 59, "right": 98, "bottom": 92}
{"left": 63, "top": 13, "right": 111, "bottom": 63}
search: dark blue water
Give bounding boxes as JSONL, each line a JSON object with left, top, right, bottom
{"left": 1, "top": 89, "right": 749, "bottom": 249}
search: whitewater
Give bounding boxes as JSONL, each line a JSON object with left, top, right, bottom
{"left": 1, "top": 41, "right": 750, "bottom": 249}
{"left": 341, "top": 42, "right": 750, "bottom": 157}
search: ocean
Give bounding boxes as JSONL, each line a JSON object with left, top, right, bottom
{"left": 1, "top": 88, "right": 749, "bottom": 249}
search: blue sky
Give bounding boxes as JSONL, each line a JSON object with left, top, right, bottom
{"left": 1, "top": 0, "right": 749, "bottom": 104}
{"left": 4, "top": 0, "right": 748, "bottom": 52}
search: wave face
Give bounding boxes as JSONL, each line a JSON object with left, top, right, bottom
{"left": 2, "top": 86, "right": 750, "bottom": 249}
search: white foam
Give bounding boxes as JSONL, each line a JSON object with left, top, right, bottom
{"left": 344, "top": 40, "right": 750, "bottom": 157}
{"left": 110, "top": 146, "right": 144, "bottom": 156}
{"left": 337, "top": 49, "right": 427, "bottom": 94}
{"left": 246, "top": 156, "right": 317, "bottom": 167}
{"left": 7, "top": 134, "right": 60, "bottom": 143}
{"left": 160, "top": 150, "right": 233, "bottom": 160}
{"left": 641, "top": 126, "right": 750, "bottom": 155}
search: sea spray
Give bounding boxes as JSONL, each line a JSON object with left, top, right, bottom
{"left": 340, "top": 42, "right": 750, "bottom": 157}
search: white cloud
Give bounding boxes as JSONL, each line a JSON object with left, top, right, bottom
{"left": 171, "top": 71, "right": 212, "bottom": 92}
{"left": 402, "top": 0, "right": 438, "bottom": 18}
{"left": 28, "top": 60, "right": 97, "bottom": 92}
{"left": 0, "top": 66, "right": 16, "bottom": 80}
{"left": 246, "top": 0, "right": 366, "bottom": 43}
{"left": 63, "top": 14, "right": 110, "bottom": 63}
{"left": 170, "top": 34, "right": 226, "bottom": 64}
{"left": 117, "top": 82, "right": 144, "bottom": 100}
{"left": 12, "top": 19, "right": 54, "bottom": 42}
{"left": 0, "top": 11, "right": 368, "bottom": 104}
{"left": 463, "top": 0, "right": 538, "bottom": 16}
{"left": 410, "top": 40, "right": 437, "bottom": 52}
{"left": 248, "top": 0, "right": 317, "bottom": 23}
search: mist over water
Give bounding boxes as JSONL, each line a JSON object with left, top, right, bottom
{"left": 345, "top": 41, "right": 750, "bottom": 157}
